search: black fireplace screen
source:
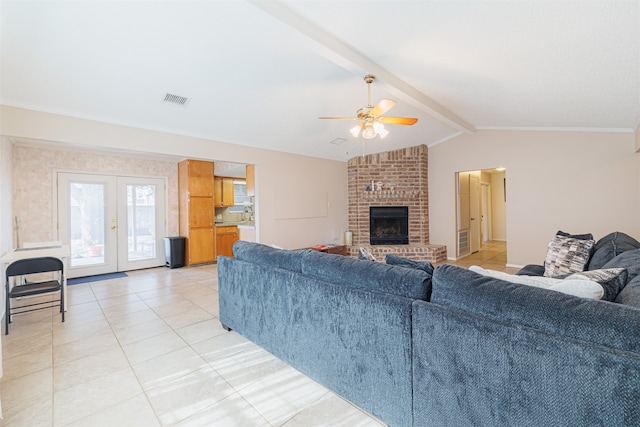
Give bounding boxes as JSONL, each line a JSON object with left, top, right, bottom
{"left": 370, "top": 206, "right": 409, "bottom": 245}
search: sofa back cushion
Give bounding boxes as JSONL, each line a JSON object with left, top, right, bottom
{"left": 232, "top": 241, "right": 303, "bottom": 272}
{"left": 588, "top": 231, "right": 640, "bottom": 270}
{"left": 615, "top": 275, "right": 640, "bottom": 307}
{"left": 431, "top": 264, "right": 640, "bottom": 353}
{"left": 300, "top": 249, "right": 431, "bottom": 300}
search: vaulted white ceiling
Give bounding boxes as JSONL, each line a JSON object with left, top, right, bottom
{"left": 1, "top": 0, "right": 639, "bottom": 162}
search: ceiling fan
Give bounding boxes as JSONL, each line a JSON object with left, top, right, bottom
{"left": 320, "top": 74, "right": 418, "bottom": 139}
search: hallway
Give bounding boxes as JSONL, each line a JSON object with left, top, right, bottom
{"left": 438, "top": 240, "right": 519, "bottom": 274}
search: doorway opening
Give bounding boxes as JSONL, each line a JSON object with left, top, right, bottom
{"left": 455, "top": 168, "right": 507, "bottom": 259}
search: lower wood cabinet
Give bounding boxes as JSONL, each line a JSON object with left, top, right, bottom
{"left": 188, "top": 228, "right": 215, "bottom": 265}
{"left": 216, "top": 226, "right": 239, "bottom": 258}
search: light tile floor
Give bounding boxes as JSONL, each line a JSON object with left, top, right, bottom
{"left": 441, "top": 240, "right": 518, "bottom": 273}
{"left": 1, "top": 241, "right": 510, "bottom": 426}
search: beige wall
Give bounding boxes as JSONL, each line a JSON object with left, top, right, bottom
{"left": 1, "top": 106, "right": 348, "bottom": 249}
{"left": 429, "top": 130, "right": 639, "bottom": 266}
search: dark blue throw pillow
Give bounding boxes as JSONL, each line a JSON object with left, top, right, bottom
{"left": 385, "top": 254, "right": 434, "bottom": 276}
{"left": 557, "top": 230, "right": 594, "bottom": 241}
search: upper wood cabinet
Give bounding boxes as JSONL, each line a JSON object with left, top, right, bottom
{"left": 178, "top": 159, "right": 216, "bottom": 265}
{"left": 246, "top": 164, "right": 255, "bottom": 197}
{"left": 188, "top": 197, "right": 214, "bottom": 228}
{"left": 187, "top": 160, "right": 215, "bottom": 196}
{"left": 214, "top": 176, "right": 235, "bottom": 207}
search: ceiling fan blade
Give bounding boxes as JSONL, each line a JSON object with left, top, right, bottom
{"left": 378, "top": 116, "right": 418, "bottom": 126}
{"left": 318, "top": 117, "right": 358, "bottom": 120}
{"left": 368, "top": 99, "right": 396, "bottom": 117}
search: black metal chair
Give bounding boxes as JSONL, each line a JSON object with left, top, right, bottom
{"left": 5, "top": 256, "right": 65, "bottom": 335}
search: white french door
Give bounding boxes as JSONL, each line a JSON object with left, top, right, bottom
{"left": 57, "top": 173, "right": 167, "bottom": 278}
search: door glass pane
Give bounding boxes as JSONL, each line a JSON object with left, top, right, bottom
{"left": 69, "top": 182, "right": 105, "bottom": 267}
{"left": 127, "top": 184, "right": 156, "bottom": 261}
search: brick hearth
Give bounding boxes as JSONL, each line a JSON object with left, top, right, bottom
{"left": 347, "top": 145, "right": 446, "bottom": 263}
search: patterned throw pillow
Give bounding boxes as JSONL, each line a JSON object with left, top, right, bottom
{"left": 358, "top": 247, "right": 377, "bottom": 262}
{"left": 544, "top": 235, "right": 595, "bottom": 277}
{"left": 565, "top": 268, "right": 628, "bottom": 302}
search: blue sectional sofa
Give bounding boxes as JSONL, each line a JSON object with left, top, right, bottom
{"left": 218, "top": 241, "right": 640, "bottom": 426}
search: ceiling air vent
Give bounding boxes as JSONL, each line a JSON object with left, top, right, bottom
{"left": 162, "top": 93, "right": 190, "bottom": 107}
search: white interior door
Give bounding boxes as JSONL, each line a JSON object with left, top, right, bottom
{"left": 481, "top": 182, "right": 491, "bottom": 242}
{"left": 58, "top": 173, "right": 166, "bottom": 278}
{"left": 470, "top": 175, "right": 481, "bottom": 253}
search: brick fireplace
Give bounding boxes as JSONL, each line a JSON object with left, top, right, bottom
{"left": 347, "top": 145, "right": 447, "bottom": 263}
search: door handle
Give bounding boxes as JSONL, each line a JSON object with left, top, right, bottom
{"left": 111, "top": 225, "right": 116, "bottom": 229}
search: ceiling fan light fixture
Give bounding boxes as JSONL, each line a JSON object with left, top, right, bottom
{"left": 362, "top": 122, "right": 377, "bottom": 140}
{"left": 350, "top": 124, "right": 362, "bottom": 137}
{"left": 320, "top": 74, "right": 417, "bottom": 142}
{"left": 373, "top": 121, "right": 388, "bottom": 138}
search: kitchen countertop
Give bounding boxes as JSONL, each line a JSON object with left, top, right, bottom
{"left": 215, "top": 222, "right": 255, "bottom": 228}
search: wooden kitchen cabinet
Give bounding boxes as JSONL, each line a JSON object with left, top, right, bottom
{"left": 187, "top": 228, "right": 215, "bottom": 264}
{"left": 214, "top": 177, "right": 235, "bottom": 207}
{"left": 216, "top": 225, "right": 239, "bottom": 258}
{"left": 179, "top": 159, "right": 216, "bottom": 265}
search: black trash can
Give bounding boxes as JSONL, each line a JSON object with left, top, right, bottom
{"left": 164, "top": 236, "right": 185, "bottom": 268}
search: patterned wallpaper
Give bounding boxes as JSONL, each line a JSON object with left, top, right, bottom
{"left": 13, "top": 145, "right": 179, "bottom": 244}
{"left": 0, "top": 137, "right": 13, "bottom": 253}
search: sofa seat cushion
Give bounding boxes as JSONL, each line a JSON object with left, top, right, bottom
{"left": 588, "top": 232, "right": 640, "bottom": 270}
{"left": 232, "top": 241, "right": 303, "bottom": 272}
{"left": 301, "top": 250, "right": 432, "bottom": 300}
{"left": 431, "top": 264, "right": 640, "bottom": 354}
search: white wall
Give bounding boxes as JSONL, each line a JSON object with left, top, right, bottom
{"left": 429, "top": 129, "right": 639, "bottom": 266}
{"left": 0, "top": 106, "right": 348, "bottom": 249}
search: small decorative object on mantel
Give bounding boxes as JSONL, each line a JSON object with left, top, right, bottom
{"left": 376, "top": 181, "right": 383, "bottom": 191}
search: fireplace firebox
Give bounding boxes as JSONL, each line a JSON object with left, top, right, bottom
{"left": 370, "top": 206, "right": 409, "bottom": 245}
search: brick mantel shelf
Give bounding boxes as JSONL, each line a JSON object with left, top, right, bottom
{"left": 359, "top": 190, "right": 425, "bottom": 201}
